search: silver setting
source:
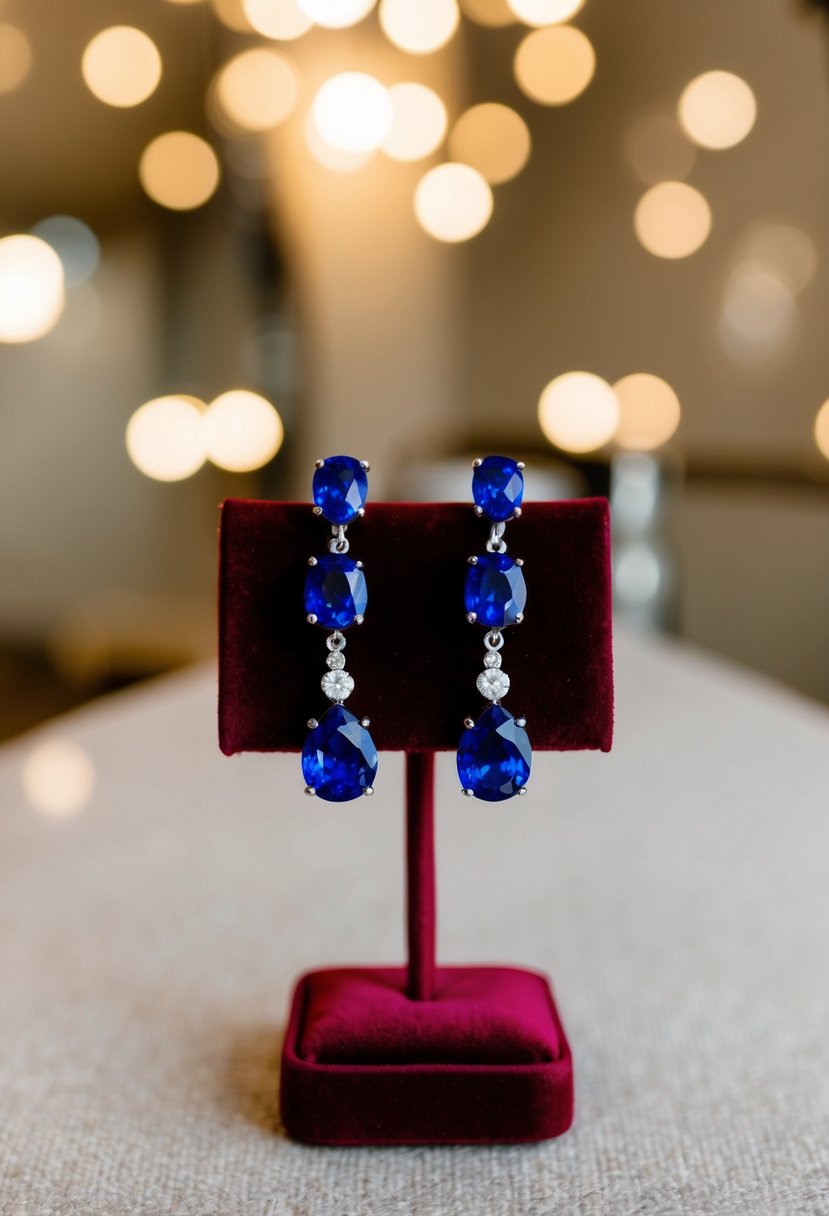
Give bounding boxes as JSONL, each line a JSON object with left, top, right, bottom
{"left": 518, "top": 787, "right": 528, "bottom": 796}
{"left": 474, "top": 505, "right": 484, "bottom": 516}
{"left": 361, "top": 717, "right": 371, "bottom": 728}
{"left": 484, "top": 630, "right": 504, "bottom": 652}
{"left": 516, "top": 717, "right": 527, "bottom": 728}
{"left": 314, "top": 458, "right": 325, "bottom": 469}
{"left": 360, "top": 460, "right": 370, "bottom": 471}
{"left": 363, "top": 786, "right": 374, "bottom": 796}
{"left": 312, "top": 505, "right": 323, "bottom": 516}
{"left": 306, "top": 718, "right": 318, "bottom": 729}
{"left": 326, "top": 632, "right": 346, "bottom": 652}
{"left": 472, "top": 458, "right": 482, "bottom": 468}
{"left": 308, "top": 556, "right": 318, "bottom": 567}
{"left": 517, "top": 461, "right": 525, "bottom": 470}
{"left": 513, "top": 507, "right": 522, "bottom": 518}
{"left": 304, "top": 786, "right": 316, "bottom": 796}
{"left": 463, "top": 717, "right": 475, "bottom": 730}
{"left": 462, "top": 788, "right": 474, "bottom": 797}
{"left": 515, "top": 613, "right": 524, "bottom": 625}
{"left": 466, "top": 611, "right": 478, "bottom": 624}
{"left": 306, "top": 613, "right": 318, "bottom": 625}
{"left": 354, "top": 614, "right": 364, "bottom": 625}
{"left": 329, "top": 523, "right": 349, "bottom": 554}
{"left": 467, "top": 555, "right": 478, "bottom": 565}
{"left": 356, "top": 560, "right": 364, "bottom": 569}
{"left": 486, "top": 521, "right": 507, "bottom": 554}
{"left": 515, "top": 557, "right": 524, "bottom": 567}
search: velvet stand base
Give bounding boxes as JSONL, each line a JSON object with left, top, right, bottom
{"left": 280, "top": 965, "right": 574, "bottom": 1146}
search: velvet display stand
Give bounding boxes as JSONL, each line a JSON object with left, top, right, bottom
{"left": 218, "top": 499, "right": 613, "bottom": 1146}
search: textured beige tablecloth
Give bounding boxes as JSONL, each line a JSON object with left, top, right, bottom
{"left": 1, "top": 630, "right": 828, "bottom": 1215}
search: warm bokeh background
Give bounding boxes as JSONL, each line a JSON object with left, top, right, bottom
{"left": 1, "top": 0, "right": 828, "bottom": 760}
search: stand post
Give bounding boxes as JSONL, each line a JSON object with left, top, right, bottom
{"left": 405, "top": 751, "right": 436, "bottom": 1000}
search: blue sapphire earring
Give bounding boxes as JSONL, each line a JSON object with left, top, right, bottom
{"left": 457, "top": 456, "right": 532, "bottom": 801}
{"left": 301, "top": 456, "right": 379, "bottom": 802}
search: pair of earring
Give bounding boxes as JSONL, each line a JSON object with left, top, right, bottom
{"left": 300, "top": 455, "right": 532, "bottom": 804}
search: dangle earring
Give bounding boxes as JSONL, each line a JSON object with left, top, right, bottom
{"left": 457, "top": 456, "right": 532, "bottom": 801}
{"left": 301, "top": 456, "right": 379, "bottom": 802}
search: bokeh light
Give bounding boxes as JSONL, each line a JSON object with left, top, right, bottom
{"left": 139, "top": 132, "right": 221, "bottom": 210}
{"left": 459, "top": 0, "right": 515, "bottom": 26}
{"left": 305, "top": 113, "right": 374, "bottom": 172}
{"left": 507, "top": 0, "right": 584, "bottom": 25}
{"left": 383, "top": 82, "right": 447, "bottom": 162}
{"left": 678, "top": 70, "right": 756, "bottom": 150}
{"left": 312, "top": 73, "right": 393, "bottom": 154}
{"left": 31, "top": 216, "right": 100, "bottom": 288}
{"left": 0, "top": 235, "right": 65, "bottom": 344}
{"left": 211, "top": 0, "right": 254, "bottom": 30}
{"left": 612, "top": 373, "right": 681, "bottom": 451}
{"left": 214, "top": 48, "right": 299, "bottom": 132}
{"left": 22, "top": 740, "right": 96, "bottom": 818}
{"left": 614, "top": 541, "right": 662, "bottom": 607}
{"left": 448, "top": 103, "right": 531, "bottom": 185}
{"left": 243, "top": 0, "right": 312, "bottom": 38}
{"left": 738, "top": 222, "right": 817, "bottom": 296}
{"left": 414, "top": 164, "right": 493, "bottom": 243}
{"left": 538, "top": 371, "right": 619, "bottom": 453}
{"left": 514, "top": 25, "right": 595, "bottom": 105}
{"left": 625, "top": 114, "right": 696, "bottom": 184}
{"left": 815, "top": 400, "right": 829, "bottom": 462}
{"left": 81, "top": 26, "right": 162, "bottom": 109}
{"left": 379, "top": 0, "right": 460, "bottom": 55}
{"left": 634, "top": 181, "right": 711, "bottom": 259}
{"left": 165, "top": 0, "right": 205, "bottom": 5}
{"left": 297, "top": 0, "right": 376, "bottom": 27}
{"left": 719, "top": 265, "right": 797, "bottom": 365}
{"left": 126, "top": 395, "right": 207, "bottom": 481}
{"left": 0, "top": 23, "right": 32, "bottom": 93}
{"left": 204, "top": 391, "right": 284, "bottom": 471}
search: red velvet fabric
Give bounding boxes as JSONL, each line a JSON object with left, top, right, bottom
{"left": 281, "top": 966, "right": 574, "bottom": 1146}
{"left": 218, "top": 498, "right": 613, "bottom": 754}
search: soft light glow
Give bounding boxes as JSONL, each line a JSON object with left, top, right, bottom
{"left": 538, "top": 371, "right": 619, "bottom": 453}
{"left": 0, "top": 23, "right": 32, "bottom": 93}
{"left": 615, "top": 541, "right": 662, "bottom": 606}
{"left": 214, "top": 48, "right": 298, "bottom": 132}
{"left": 514, "top": 25, "right": 595, "bottom": 105}
{"left": 507, "top": 0, "right": 584, "bottom": 25}
{"left": 31, "top": 216, "right": 99, "bottom": 288}
{"left": 305, "top": 112, "right": 374, "bottom": 172}
{"left": 625, "top": 114, "right": 696, "bottom": 184}
{"left": 738, "top": 222, "right": 817, "bottom": 296}
{"left": 448, "top": 102, "right": 531, "bottom": 185}
{"left": 414, "top": 163, "right": 493, "bottom": 243}
{"left": 719, "top": 265, "right": 797, "bottom": 365}
{"left": 22, "top": 740, "right": 95, "bottom": 818}
{"left": 139, "top": 132, "right": 221, "bottom": 210}
{"left": 165, "top": 0, "right": 206, "bottom": 5}
{"left": 312, "top": 73, "right": 393, "bottom": 153}
{"left": 379, "top": 0, "right": 460, "bottom": 54}
{"left": 0, "top": 235, "right": 65, "bottom": 344}
{"left": 815, "top": 400, "right": 829, "bottom": 461}
{"left": 243, "top": 0, "right": 312, "bottom": 38}
{"left": 297, "top": 0, "right": 376, "bottom": 27}
{"left": 634, "top": 181, "right": 711, "bottom": 259}
{"left": 126, "top": 395, "right": 207, "bottom": 481}
{"left": 211, "top": 0, "right": 254, "bottom": 29}
{"left": 205, "top": 391, "right": 284, "bottom": 472}
{"left": 678, "top": 70, "right": 756, "bottom": 150}
{"left": 81, "top": 26, "right": 162, "bottom": 108}
{"left": 460, "top": 0, "right": 515, "bottom": 27}
{"left": 612, "top": 373, "right": 681, "bottom": 452}
{"left": 383, "top": 82, "right": 447, "bottom": 162}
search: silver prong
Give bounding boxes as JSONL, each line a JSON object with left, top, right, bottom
{"left": 361, "top": 717, "right": 371, "bottom": 728}
{"left": 314, "top": 458, "right": 325, "bottom": 469}
{"left": 467, "top": 555, "right": 478, "bottom": 565}
{"left": 474, "top": 505, "right": 484, "bottom": 516}
{"left": 515, "top": 557, "right": 524, "bottom": 567}
{"left": 360, "top": 460, "right": 370, "bottom": 471}
{"left": 518, "top": 787, "right": 528, "bottom": 796}
{"left": 464, "top": 717, "right": 475, "bottom": 729}
{"left": 356, "top": 560, "right": 364, "bottom": 569}
{"left": 307, "top": 717, "right": 318, "bottom": 729}
{"left": 306, "top": 613, "right": 318, "bottom": 625}
{"left": 515, "top": 613, "right": 524, "bottom": 624}
{"left": 472, "top": 458, "right": 482, "bottom": 468}
{"left": 304, "top": 786, "right": 316, "bottom": 796}
{"left": 517, "top": 461, "right": 525, "bottom": 470}
{"left": 357, "top": 507, "right": 366, "bottom": 517}
{"left": 466, "top": 611, "right": 477, "bottom": 624}
{"left": 308, "top": 556, "right": 318, "bottom": 566}
{"left": 513, "top": 507, "right": 522, "bottom": 518}
{"left": 462, "top": 788, "right": 474, "bottom": 797}
{"left": 516, "top": 717, "right": 527, "bottom": 728}
{"left": 354, "top": 614, "right": 364, "bottom": 625}
{"left": 363, "top": 786, "right": 374, "bottom": 796}
{"left": 312, "top": 505, "right": 323, "bottom": 516}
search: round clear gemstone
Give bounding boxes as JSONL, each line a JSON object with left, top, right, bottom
{"left": 321, "top": 669, "right": 355, "bottom": 702}
{"left": 326, "top": 650, "right": 346, "bottom": 670}
{"left": 476, "top": 668, "right": 510, "bottom": 701}
{"left": 483, "top": 651, "right": 502, "bottom": 669}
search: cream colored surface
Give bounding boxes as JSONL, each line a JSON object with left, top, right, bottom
{"left": 1, "top": 629, "right": 828, "bottom": 1214}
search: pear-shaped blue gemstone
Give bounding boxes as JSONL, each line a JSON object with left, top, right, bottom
{"left": 472, "top": 456, "right": 524, "bottom": 522}
{"left": 302, "top": 705, "right": 378, "bottom": 802}
{"left": 304, "top": 554, "right": 367, "bottom": 630}
{"left": 465, "top": 553, "right": 527, "bottom": 628}
{"left": 313, "top": 456, "right": 368, "bottom": 525}
{"left": 457, "top": 705, "right": 531, "bottom": 802}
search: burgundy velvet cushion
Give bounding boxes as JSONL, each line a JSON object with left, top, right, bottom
{"left": 218, "top": 498, "right": 613, "bottom": 754}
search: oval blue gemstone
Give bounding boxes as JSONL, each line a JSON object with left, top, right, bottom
{"left": 302, "top": 705, "right": 379, "bottom": 802}
{"left": 457, "top": 705, "right": 532, "bottom": 802}
{"left": 464, "top": 553, "right": 527, "bottom": 628}
{"left": 304, "top": 554, "right": 367, "bottom": 630}
{"left": 472, "top": 455, "right": 524, "bottom": 523}
{"left": 313, "top": 456, "right": 368, "bottom": 525}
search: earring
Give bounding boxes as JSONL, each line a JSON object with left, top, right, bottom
{"left": 301, "top": 456, "right": 379, "bottom": 802}
{"left": 457, "top": 456, "right": 532, "bottom": 801}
